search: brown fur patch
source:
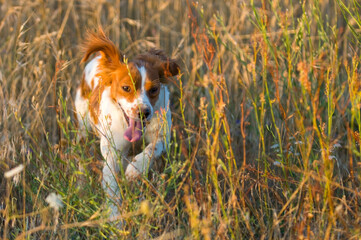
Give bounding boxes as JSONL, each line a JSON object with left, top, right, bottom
{"left": 144, "top": 72, "right": 161, "bottom": 106}
{"left": 130, "top": 50, "right": 179, "bottom": 105}
{"left": 80, "top": 74, "right": 91, "bottom": 98}
{"left": 133, "top": 49, "right": 180, "bottom": 82}
{"left": 88, "top": 85, "right": 102, "bottom": 125}
{"left": 109, "top": 62, "right": 142, "bottom": 103}
{"left": 81, "top": 27, "right": 123, "bottom": 66}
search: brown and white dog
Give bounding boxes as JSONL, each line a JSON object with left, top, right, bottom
{"left": 74, "top": 28, "right": 179, "bottom": 220}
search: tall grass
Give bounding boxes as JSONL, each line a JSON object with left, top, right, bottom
{"left": 1, "top": 0, "right": 361, "bottom": 239}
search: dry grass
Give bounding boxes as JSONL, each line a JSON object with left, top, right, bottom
{"left": 1, "top": 0, "right": 361, "bottom": 239}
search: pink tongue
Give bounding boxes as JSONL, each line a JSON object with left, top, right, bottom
{"left": 124, "top": 118, "right": 143, "bottom": 142}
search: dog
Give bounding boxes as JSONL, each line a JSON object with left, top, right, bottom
{"left": 74, "top": 28, "right": 179, "bottom": 221}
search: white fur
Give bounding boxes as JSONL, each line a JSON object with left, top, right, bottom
{"left": 75, "top": 58, "right": 172, "bottom": 223}
{"left": 138, "top": 66, "right": 146, "bottom": 91}
{"left": 75, "top": 56, "right": 101, "bottom": 135}
{"left": 85, "top": 55, "right": 101, "bottom": 88}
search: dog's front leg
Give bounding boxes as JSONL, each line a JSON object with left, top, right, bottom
{"left": 100, "top": 136, "right": 123, "bottom": 220}
{"left": 125, "top": 141, "right": 165, "bottom": 179}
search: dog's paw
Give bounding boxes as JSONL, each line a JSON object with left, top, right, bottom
{"left": 125, "top": 162, "right": 141, "bottom": 180}
{"left": 125, "top": 152, "right": 151, "bottom": 180}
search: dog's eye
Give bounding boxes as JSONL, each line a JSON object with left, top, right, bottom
{"left": 122, "top": 86, "right": 131, "bottom": 92}
{"left": 149, "top": 87, "right": 159, "bottom": 95}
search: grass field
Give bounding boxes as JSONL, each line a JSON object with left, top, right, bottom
{"left": 1, "top": 0, "right": 361, "bottom": 239}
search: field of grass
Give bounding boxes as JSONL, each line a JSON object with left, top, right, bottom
{"left": 1, "top": 0, "right": 361, "bottom": 239}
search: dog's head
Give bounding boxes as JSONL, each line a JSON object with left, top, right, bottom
{"left": 81, "top": 28, "right": 179, "bottom": 142}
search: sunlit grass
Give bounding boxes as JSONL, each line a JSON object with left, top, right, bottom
{"left": 1, "top": 0, "right": 361, "bottom": 239}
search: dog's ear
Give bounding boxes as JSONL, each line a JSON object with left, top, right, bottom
{"left": 147, "top": 49, "right": 180, "bottom": 81}
{"left": 81, "top": 27, "right": 123, "bottom": 66}
{"left": 159, "top": 60, "right": 180, "bottom": 79}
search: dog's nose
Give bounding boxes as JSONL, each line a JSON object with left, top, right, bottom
{"left": 138, "top": 107, "right": 151, "bottom": 120}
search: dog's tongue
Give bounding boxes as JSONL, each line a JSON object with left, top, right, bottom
{"left": 124, "top": 118, "right": 143, "bottom": 142}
